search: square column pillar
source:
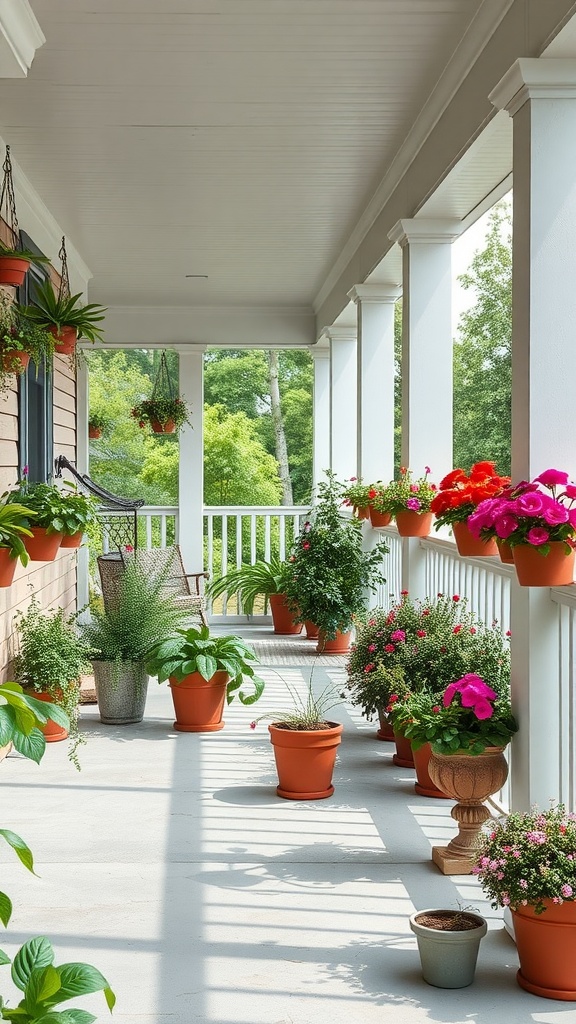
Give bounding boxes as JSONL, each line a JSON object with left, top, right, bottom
{"left": 75, "top": 357, "right": 89, "bottom": 609}
{"left": 311, "top": 347, "right": 330, "bottom": 494}
{"left": 491, "top": 59, "right": 576, "bottom": 810}
{"left": 323, "top": 326, "right": 357, "bottom": 482}
{"left": 349, "top": 284, "right": 401, "bottom": 485}
{"left": 388, "top": 219, "right": 460, "bottom": 598}
{"left": 178, "top": 348, "right": 205, "bottom": 573}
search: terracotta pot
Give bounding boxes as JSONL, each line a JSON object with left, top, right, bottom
{"left": 34, "top": 690, "right": 69, "bottom": 743}
{"left": 496, "top": 538, "right": 514, "bottom": 564}
{"left": 395, "top": 510, "right": 434, "bottom": 537}
{"left": 1, "top": 350, "right": 29, "bottom": 374}
{"left": 369, "top": 508, "right": 392, "bottom": 528}
{"left": 428, "top": 746, "right": 508, "bottom": 873}
{"left": 88, "top": 426, "right": 102, "bottom": 439}
{"left": 512, "top": 542, "right": 575, "bottom": 587}
{"left": 269, "top": 593, "right": 303, "bottom": 635}
{"left": 0, "top": 548, "right": 17, "bottom": 588}
{"left": 354, "top": 505, "right": 370, "bottom": 520}
{"left": 269, "top": 721, "right": 343, "bottom": 799}
{"left": 23, "top": 527, "right": 63, "bottom": 562}
{"left": 304, "top": 620, "right": 319, "bottom": 640}
{"left": 151, "top": 418, "right": 176, "bottom": 434}
{"left": 168, "top": 670, "right": 229, "bottom": 732}
{"left": 50, "top": 325, "right": 77, "bottom": 355}
{"left": 392, "top": 730, "right": 415, "bottom": 768}
{"left": 452, "top": 521, "right": 498, "bottom": 557}
{"left": 513, "top": 900, "right": 576, "bottom": 1000}
{"left": 316, "top": 629, "right": 351, "bottom": 654}
{"left": 412, "top": 742, "right": 450, "bottom": 798}
{"left": 0, "top": 256, "right": 30, "bottom": 286}
{"left": 60, "top": 531, "right": 83, "bottom": 549}
{"left": 376, "top": 708, "right": 394, "bottom": 741}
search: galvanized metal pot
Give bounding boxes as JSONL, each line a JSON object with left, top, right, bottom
{"left": 92, "top": 660, "right": 149, "bottom": 725}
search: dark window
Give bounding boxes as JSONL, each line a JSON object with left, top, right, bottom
{"left": 17, "top": 233, "right": 52, "bottom": 482}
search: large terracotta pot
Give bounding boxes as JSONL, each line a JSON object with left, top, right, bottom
{"left": 392, "top": 729, "right": 415, "bottom": 768}
{"left": 0, "top": 256, "right": 30, "bottom": 286}
{"left": 428, "top": 746, "right": 508, "bottom": 874}
{"left": 269, "top": 721, "right": 343, "bottom": 799}
{"left": 369, "top": 508, "right": 391, "bottom": 528}
{"left": 0, "top": 548, "right": 17, "bottom": 588}
{"left": 376, "top": 708, "right": 394, "bottom": 741}
{"left": 23, "top": 528, "right": 63, "bottom": 562}
{"left": 395, "top": 511, "right": 433, "bottom": 538}
{"left": 304, "top": 620, "right": 319, "bottom": 640}
{"left": 269, "top": 593, "right": 302, "bottom": 635}
{"left": 512, "top": 900, "right": 576, "bottom": 1000}
{"left": 512, "top": 542, "right": 575, "bottom": 587}
{"left": 60, "top": 531, "right": 83, "bottom": 549}
{"left": 452, "top": 521, "right": 498, "bottom": 557}
{"left": 34, "top": 690, "right": 69, "bottom": 743}
{"left": 168, "top": 670, "right": 229, "bottom": 732}
{"left": 316, "top": 629, "right": 351, "bottom": 654}
{"left": 151, "top": 418, "right": 175, "bottom": 434}
{"left": 496, "top": 538, "right": 514, "bottom": 564}
{"left": 1, "top": 350, "right": 29, "bottom": 374}
{"left": 50, "top": 325, "right": 78, "bottom": 355}
{"left": 412, "top": 742, "right": 450, "bottom": 798}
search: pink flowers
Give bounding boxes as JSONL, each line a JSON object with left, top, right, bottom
{"left": 390, "top": 629, "right": 406, "bottom": 642}
{"left": 368, "top": 644, "right": 376, "bottom": 653}
{"left": 416, "top": 629, "right": 426, "bottom": 638}
{"left": 406, "top": 497, "right": 421, "bottom": 510}
{"left": 468, "top": 468, "right": 576, "bottom": 550}
{"left": 443, "top": 673, "right": 497, "bottom": 720}
{"left": 526, "top": 831, "right": 546, "bottom": 845}
{"left": 526, "top": 527, "right": 549, "bottom": 546}
{"left": 384, "top": 644, "right": 395, "bottom": 654}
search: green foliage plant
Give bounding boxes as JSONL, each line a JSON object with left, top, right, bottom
{"left": 0, "top": 241, "right": 51, "bottom": 267}
{"left": 17, "top": 277, "right": 107, "bottom": 344}
{"left": 146, "top": 625, "right": 265, "bottom": 705}
{"left": 341, "top": 477, "right": 372, "bottom": 509}
{"left": 0, "top": 292, "right": 54, "bottom": 393}
{"left": 0, "top": 501, "right": 35, "bottom": 566}
{"left": 7, "top": 481, "right": 81, "bottom": 537}
{"left": 250, "top": 673, "right": 342, "bottom": 731}
{"left": 88, "top": 412, "right": 109, "bottom": 433}
{"left": 284, "top": 473, "right": 388, "bottom": 639}
{"left": 474, "top": 804, "right": 576, "bottom": 914}
{"left": 0, "top": 681, "right": 69, "bottom": 767}
{"left": 385, "top": 466, "right": 437, "bottom": 516}
{"left": 49, "top": 483, "right": 100, "bottom": 539}
{"left": 367, "top": 483, "right": 392, "bottom": 515}
{"left": 131, "top": 396, "right": 191, "bottom": 431}
{"left": 207, "top": 556, "right": 295, "bottom": 614}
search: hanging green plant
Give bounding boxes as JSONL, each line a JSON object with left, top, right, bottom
{"left": 0, "top": 291, "right": 54, "bottom": 393}
{"left": 0, "top": 146, "right": 51, "bottom": 287}
{"left": 130, "top": 351, "right": 192, "bottom": 433}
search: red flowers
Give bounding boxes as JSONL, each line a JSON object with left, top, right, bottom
{"left": 431, "top": 461, "right": 510, "bottom": 528}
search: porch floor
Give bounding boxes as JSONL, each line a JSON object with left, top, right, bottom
{"left": 0, "top": 626, "right": 566, "bottom": 1023}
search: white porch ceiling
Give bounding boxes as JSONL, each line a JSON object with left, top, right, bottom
{"left": 3, "top": 0, "right": 489, "bottom": 316}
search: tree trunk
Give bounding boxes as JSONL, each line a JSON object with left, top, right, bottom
{"left": 267, "top": 350, "right": 293, "bottom": 505}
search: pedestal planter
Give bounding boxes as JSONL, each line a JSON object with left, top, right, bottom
{"left": 33, "top": 690, "right": 69, "bottom": 743}
{"left": 369, "top": 508, "right": 391, "bottom": 528}
{"left": 0, "top": 256, "right": 30, "bottom": 286}
{"left": 496, "top": 538, "right": 514, "bottom": 564}
{"left": 269, "top": 721, "right": 343, "bottom": 799}
{"left": 269, "top": 593, "right": 303, "bottom": 635}
{"left": 512, "top": 542, "right": 575, "bottom": 587}
{"left": 168, "top": 670, "right": 229, "bottom": 732}
{"left": 316, "top": 629, "right": 351, "bottom": 654}
{"left": 0, "top": 548, "right": 17, "bottom": 588}
{"left": 428, "top": 746, "right": 508, "bottom": 874}
{"left": 395, "top": 511, "right": 433, "bottom": 538}
{"left": 452, "top": 521, "right": 498, "bottom": 558}
{"left": 1, "top": 350, "right": 29, "bottom": 374}
{"left": 92, "top": 660, "right": 149, "bottom": 725}
{"left": 377, "top": 708, "right": 394, "bottom": 741}
{"left": 512, "top": 900, "right": 576, "bottom": 1000}
{"left": 393, "top": 730, "right": 415, "bottom": 768}
{"left": 410, "top": 909, "right": 487, "bottom": 988}
{"left": 60, "top": 531, "right": 83, "bottom": 549}
{"left": 23, "top": 528, "right": 63, "bottom": 562}
{"left": 304, "top": 621, "right": 319, "bottom": 640}
{"left": 412, "top": 742, "right": 450, "bottom": 798}
{"left": 50, "top": 325, "right": 78, "bottom": 355}
{"left": 151, "top": 418, "right": 175, "bottom": 434}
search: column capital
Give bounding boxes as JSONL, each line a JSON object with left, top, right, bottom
{"left": 388, "top": 218, "right": 462, "bottom": 247}
{"left": 348, "top": 283, "right": 401, "bottom": 305}
{"left": 490, "top": 58, "right": 576, "bottom": 118}
{"left": 310, "top": 345, "right": 330, "bottom": 360}
{"left": 319, "top": 325, "right": 357, "bottom": 345}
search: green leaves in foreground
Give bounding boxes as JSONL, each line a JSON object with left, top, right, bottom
{"left": 0, "top": 937, "right": 115, "bottom": 1021}
{"left": 0, "top": 829, "right": 35, "bottom": 927}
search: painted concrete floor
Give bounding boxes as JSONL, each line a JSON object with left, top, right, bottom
{"left": 1, "top": 628, "right": 575, "bottom": 1023}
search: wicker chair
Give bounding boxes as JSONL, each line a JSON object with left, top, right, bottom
{"left": 97, "top": 547, "right": 208, "bottom": 626}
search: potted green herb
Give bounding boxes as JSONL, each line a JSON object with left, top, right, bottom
{"left": 7, "top": 478, "right": 86, "bottom": 560}
{"left": 341, "top": 476, "right": 372, "bottom": 518}
{"left": 17, "top": 277, "right": 107, "bottom": 354}
{"left": 0, "top": 290, "right": 54, "bottom": 392}
{"left": 88, "top": 411, "right": 108, "bottom": 439}
{"left": 131, "top": 395, "right": 192, "bottom": 434}
{"left": 0, "top": 498, "right": 35, "bottom": 587}
{"left": 207, "top": 556, "right": 301, "bottom": 634}
{"left": 146, "top": 626, "right": 264, "bottom": 732}
{"left": 54, "top": 482, "right": 101, "bottom": 549}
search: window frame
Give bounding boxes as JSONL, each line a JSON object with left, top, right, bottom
{"left": 17, "top": 232, "right": 53, "bottom": 483}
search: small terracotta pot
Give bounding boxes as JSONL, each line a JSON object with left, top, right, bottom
{"left": 0, "top": 256, "right": 30, "bottom": 286}
{"left": 151, "top": 418, "right": 176, "bottom": 434}
{"left": 304, "top": 620, "right": 319, "bottom": 640}
{"left": 513, "top": 542, "right": 575, "bottom": 587}
{"left": 34, "top": 690, "right": 69, "bottom": 743}
{"left": 369, "top": 508, "right": 392, "bottom": 528}
{"left": 168, "top": 670, "right": 229, "bottom": 732}
{"left": 496, "top": 538, "right": 514, "bottom": 564}
{"left": 354, "top": 505, "right": 370, "bottom": 520}
{"left": 1, "top": 350, "right": 29, "bottom": 374}
{"left": 88, "top": 426, "right": 102, "bottom": 439}
{"left": 376, "top": 708, "right": 394, "bottom": 741}
{"left": 316, "top": 629, "right": 351, "bottom": 654}
{"left": 269, "top": 593, "right": 302, "bottom": 635}
{"left": 513, "top": 900, "right": 576, "bottom": 1000}
{"left": 412, "top": 742, "right": 450, "bottom": 798}
{"left": 0, "top": 548, "right": 17, "bottom": 588}
{"left": 392, "top": 730, "right": 415, "bottom": 768}
{"left": 453, "top": 521, "right": 498, "bottom": 557}
{"left": 395, "top": 510, "right": 433, "bottom": 537}
{"left": 50, "top": 325, "right": 78, "bottom": 355}
{"left": 60, "top": 531, "right": 83, "bottom": 549}
{"left": 269, "top": 721, "right": 343, "bottom": 799}
{"left": 23, "top": 528, "right": 63, "bottom": 562}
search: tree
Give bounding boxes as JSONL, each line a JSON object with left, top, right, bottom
{"left": 267, "top": 349, "right": 293, "bottom": 504}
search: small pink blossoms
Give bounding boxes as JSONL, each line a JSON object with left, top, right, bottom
{"left": 443, "top": 673, "right": 497, "bottom": 720}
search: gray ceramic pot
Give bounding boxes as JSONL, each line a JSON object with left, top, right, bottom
{"left": 92, "top": 660, "right": 149, "bottom": 725}
{"left": 409, "top": 909, "right": 487, "bottom": 988}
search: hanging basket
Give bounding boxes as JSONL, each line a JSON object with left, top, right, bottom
{"left": 0, "top": 256, "right": 30, "bottom": 286}
{"left": 131, "top": 351, "right": 191, "bottom": 433}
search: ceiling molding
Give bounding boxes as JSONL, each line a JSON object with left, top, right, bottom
{"left": 490, "top": 56, "right": 576, "bottom": 116}
{"left": 0, "top": 0, "right": 44, "bottom": 77}
{"left": 388, "top": 218, "right": 462, "bottom": 247}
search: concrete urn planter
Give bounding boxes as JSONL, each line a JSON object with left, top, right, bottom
{"left": 92, "top": 660, "right": 149, "bottom": 724}
{"left": 410, "top": 909, "right": 487, "bottom": 988}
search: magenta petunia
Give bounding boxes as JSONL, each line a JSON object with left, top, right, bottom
{"left": 516, "top": 491, "right": 546, "bottom": 516}
{"left": 390, "top": 629, "right": 406, "bottom": 642}
{"left": 472, "top": 698, "right": 494, "bottom": 720}
{"left": 406, "top": 497, "right": 421, "bottom": 511}
{"left": 495, "top": 513, "right": 519, "bottom": 539}
{"left": 526, "top": 526, "right": 550, "bottom": 546}
{"left": 542, "top": 504, "right": 569, "bottom": 526}
{"left": 534, "top": 468, "right": 570, "bottom": 488}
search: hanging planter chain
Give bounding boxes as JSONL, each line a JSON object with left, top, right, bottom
{"left": 57, "top": 236, "right": 71, "bottom": 301}
{"left": 0, "top": 146, "right": 21, "bottom": 250}
{"left": 151, "top": 351, "right": 176, "bottom": 402}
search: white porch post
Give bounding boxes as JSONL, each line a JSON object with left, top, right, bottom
{"left": 388, "top": 219, "right": 459, "bottom": 598}
{"left": 75, "top": 357, "right": 90, "bottom": 608}
{"left": 348, "top": 284, "right": 400, "bottom": 485}
{"left": 491, "top": 59, "right": 576, "bottom": 811}
{"left": 311, "top": 347, "right": 331, "bottom": 494}
{"left": 325, "top": 326, "right": 357, "bottom": 482}
{"left": 178, "top": 347, "right": 205, "bottom": 572}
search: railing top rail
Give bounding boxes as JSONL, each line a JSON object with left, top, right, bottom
{"left": 203, "top": 505, "right": 309, "bottom": 514}
{"left": 133, "top": 506, "right": 179, "bottom": 514}
{"left": 550, "top": 585, "right": 576, "bottom": 608}
{"left": 419, "top": 534, "right": 515, "bottom": 580}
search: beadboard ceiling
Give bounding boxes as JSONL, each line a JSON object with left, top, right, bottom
{"left": 3, "top": 0, "right": 490, "bottom": 311}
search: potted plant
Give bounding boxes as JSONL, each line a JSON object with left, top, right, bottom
{"left": 0, "top": 936, "right": 115, "bottom": 1020}
{"left": 431, "top": 461, "right": 510, "bottom": 556}
{"left": 474, "top": 804, "right": 576, "bottom": 1000}
{"left": 6, "top": 477, "right": 92, "bottom": 561}
{"left": 386, "top": 466, "right": 437, "bottom": 536}
{"left": 0, "top": 680, "right": 69, "bottom": 764}
{"left": 0, "top": 498, "right": 35, "bottom": 587}
{"left": 0, "top": 291, "right": 54, "bottom": 391}
{"left": 367, "top": 482, "right": 392, "bottom": 528}
{"left": 131, "top": 395, "right": 191, "bottom": 434}
{"left": 207, "top": 556, "right": 302, "bottom": 634}
{"left": 88, "top": 411, "right": 108, "bottom": 439}
{"left": 146, "top": 625, "right": 265, "bottom": 732}
{"left": 409, "top": 906, "right": 487, "bottom": 989}
{"left": 342, "top": 477, "right": 372, "bottom": 519}
{"left": 13, "top": 597, "right": 91, "bottom": 767}
{"left": 17, "top": 277, "right": 107, "bottom": 354}
{"left": 0, "top": 240, "right": 51, "bottom": 287}
{"left": 468, "top": 468, "right": 576, "bottom": 586}
{"left": 251, "top": 677, "right": 343, "bottom": 800}
{"left": 284, "top": 472, "right": 388, "bottom": 653}
{"left": 80, "top": 559, "right": 188, "bottom": 725}
{"left": 55, "top": 482, "right": 101, "bottom": 549}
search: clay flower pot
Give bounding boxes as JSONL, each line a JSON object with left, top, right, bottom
{"left": 316, "top": 629, "right": 351, "bottom": 654}
{"left": 392, "top": 729, "right": 415, "bottom": 768}
{"left": 369, "top": 508, "right": 391, "bottom": 528}
{"left": 269, "top": 721, "right": 343, "bottom": 799}
{"left": 33, "top": 690, "right": 69, "bottom": 743}
{"left": 150, "top": 418, "right": 176, "bottom": 434}
{"left": 1, "top": 350, "right": 29, "bottom": 374}
{"left": 0, "top": 548, "right": 17, "bottom": 588}
{"left": 0, "top": 255, "right": 30, "bottom": 286}
{"left": 410, "top": 909, "right": 487, "bottom": 988}
{"left": 395, "top": 510, "right": 433, "bottom": 537}
{"left": 512, "top": 900, "right": 576, "bottom": 1000}
{"left": 269, "top": 593, "right": 302, "bottom": 635}
{"left": 168, "top": 670, "right": 229, "bottom": 732}
{"left": 512, "top": 542, "right": 575, "bottom": 587}
{"left": 50, "top": 325, "right": 78, "bottom": 355}
{"left": 304, "top": 621, "right": 319, "bottom": 640}
{"left": 354, "top": 505, "right": 370, "bottom": 520}
{"left": 88, "top": 426, "right": 102, "bottom": 439}
{"left": 412, "top": 742, "right": 450, "bottom": 799}
{"left": 23, "top": 527, "right": 63, "bottom": 562}
{"left": 452, "top": 521, "right": 498, "bottom": 557}
{"left": 60, "top": 531, "right": 84, "bottom": 549}
{"left": 496, "top": 538, "right": 514, "bottom": 564}
{"left": 376, "top": 708, "right": 394, "bottom": 741}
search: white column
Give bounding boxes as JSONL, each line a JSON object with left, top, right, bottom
{"left": 311, "top": 347, "right": 330, "bottom": 494}
{"left": 388, "top": 219, "right": 460, "bottom": 599}
{"left": 491, "top": 59, "right": 576, "bottom": 811}
{"left": 325, "top": 326, "right": 357, "bottom": 482}
{"left": 349, "top": 284, "right": 400, "bottom": 485}
{"left": 178, "top": 347, "right": 205, "bottom": 573}
{"left": 75, "top": 357, "right": 89, "bottom": 609}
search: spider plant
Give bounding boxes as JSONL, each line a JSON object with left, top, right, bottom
{"left": 17, "top": 278, "right": 107, "bottom": 344}
{"left": 207, "top": 556, "right": 294, "bottom": 614}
